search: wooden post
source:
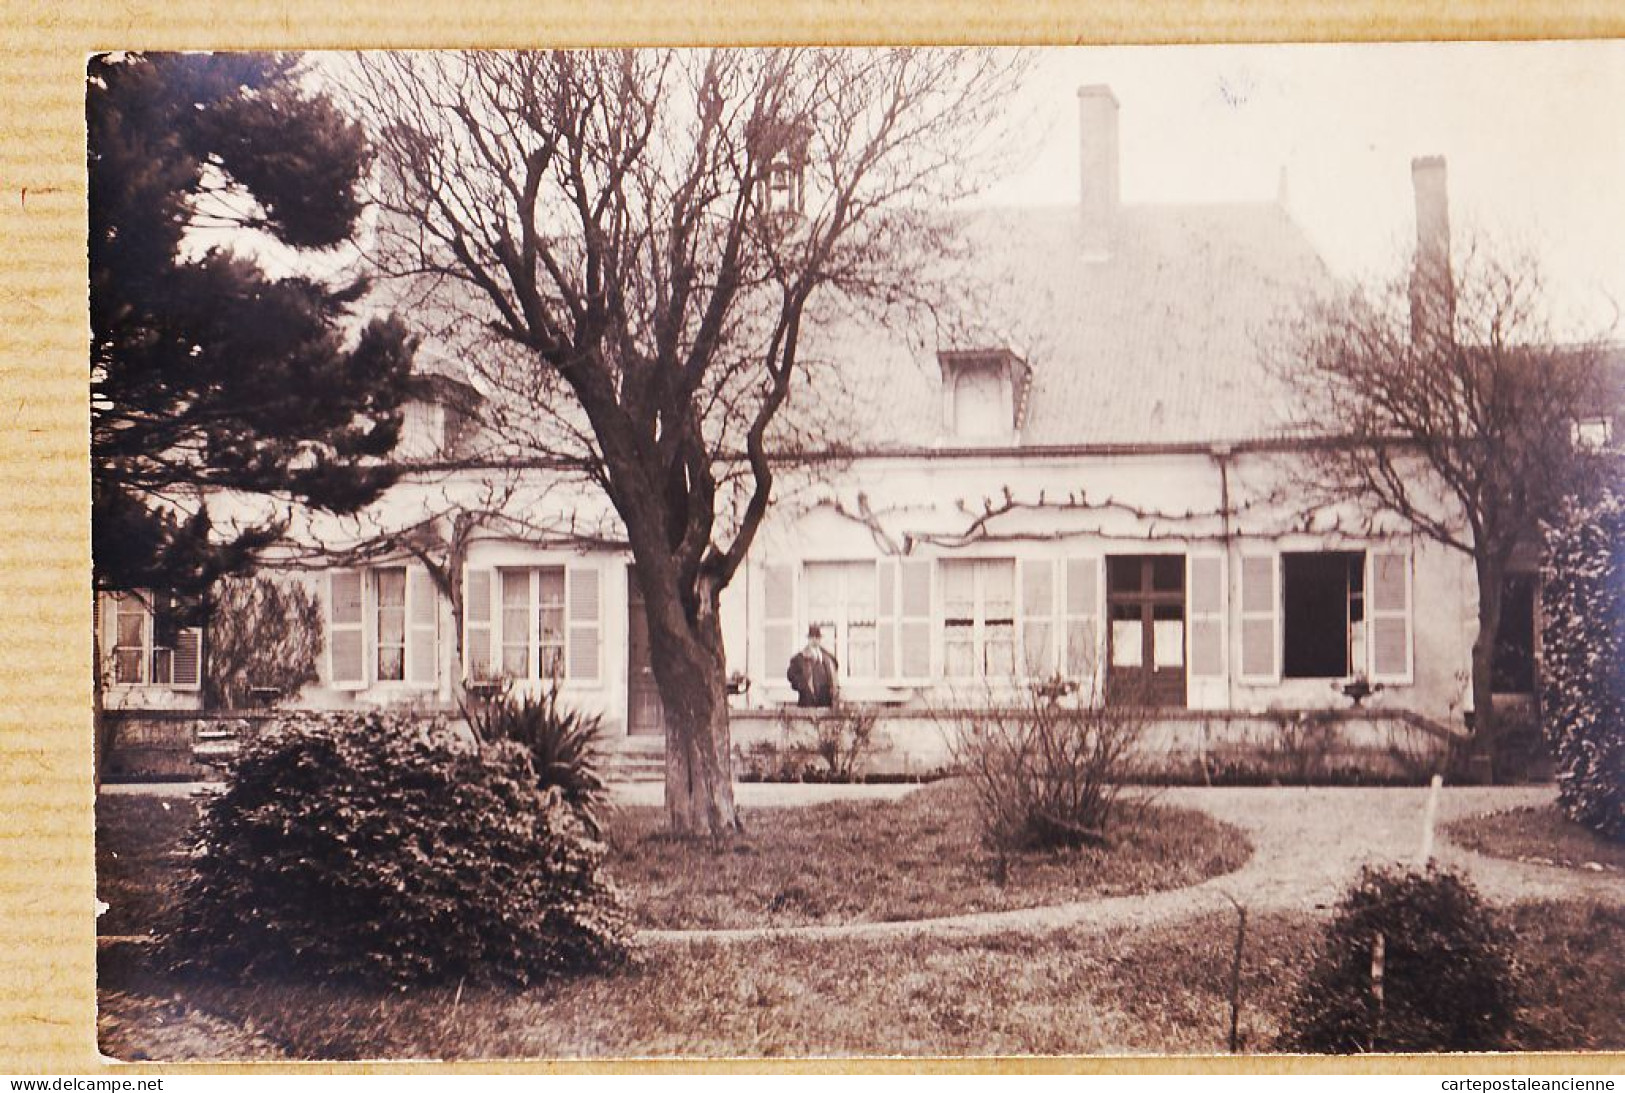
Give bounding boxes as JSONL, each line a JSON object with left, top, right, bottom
{"left": 1219, "top": 889, "right": 1247, "bottom": 1053}
{"left": 1370, "top": 930, "right": 1386, "bottom": 1052}
{"left": 1228, "top": 903, "right": 1248, "bottom": 1053}
{"left": 1417, "top": 772, "right": 1443, "bottom": 867}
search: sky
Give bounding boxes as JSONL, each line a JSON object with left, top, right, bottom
{"left": 967, "top": 41, "right": 1625, "bottom": 331}
{"left": 223, "top": 43, "right": 1625, "bottom": 334}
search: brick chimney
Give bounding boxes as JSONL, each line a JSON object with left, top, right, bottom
{"left": 1409, "top": 155, "right": 1454, "bottom": 345}
{"left": 1078, "top": 84, "right": 1120, "bottom": 258}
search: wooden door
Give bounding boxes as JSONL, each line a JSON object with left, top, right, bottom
{"left": 1105, "top": 554, "right": 1187, "bottom": 707}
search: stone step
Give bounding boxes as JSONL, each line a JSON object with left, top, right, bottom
{"left": 600, "top": 748, "right": 665, "bottom": 784}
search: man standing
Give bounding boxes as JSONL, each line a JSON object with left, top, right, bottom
{"left": 787, "top": 625, "right": 839, "bottom": 708}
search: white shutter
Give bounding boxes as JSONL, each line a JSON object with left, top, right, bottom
{"left": 328, "top": 570, "right": 366, "bottom": 689}
{"left": 172, "top": 624, "right": 202, "bottom": 690}
{"left": 1369, "top": 548, "right": 1413, "bottom": 684}
{"left": 407, "top": 566, "right": 439, "bottom": 687}
{"left": 898, "top": 558, "right": 933, "bottom": 680}
{"left": 1063, "top": 556, "right": 1101, "bottom": 689}
{"left": 762, "top": 562, "right": 797, "bottom": 685}
{"left": 464, "top": 568, "right": 495, "bottom": 682}
{"left": 1019, "top": 558, "right": 1057, "bottom": 678}
{"left": 566, "top": 565, "right": 601, "bottom": 682}
{"left": 1238, "top": 553, "right": 1280, "bottom": 683}
{"left": 876, "top": 558, "right": 899, "bottom": 680}
{"left": 1187, "top": 554, "right": 1226, "bottom": 679}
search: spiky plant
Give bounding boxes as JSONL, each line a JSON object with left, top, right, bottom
{"left": 470, "top": 687, "right": 609, "bottom": 836}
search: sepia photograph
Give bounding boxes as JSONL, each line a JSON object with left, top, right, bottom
{"left": 87, "top": 43, "right": 1623, "bottom": 1062}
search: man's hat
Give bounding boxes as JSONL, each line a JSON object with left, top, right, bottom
{"left": 806, "top": 624, "right": 823, "bottom": 638}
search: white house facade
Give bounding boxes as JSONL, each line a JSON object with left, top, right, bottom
{"left": 101, "top": 86, "right": 1559, "bottom": 776}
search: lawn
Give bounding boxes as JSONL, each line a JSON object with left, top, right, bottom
{"left": 96, "top": 782, "right": 1253, "bottom": 936}
{"left": 97, "top": 898, "right": 1625, "bottom": 1059}
{"left": 96, "top": 793, "right": 202, "bottom": 937}
{"left": 609, "top": 781, "right": 1251, "bottom": 928}
{"left": 1444, "top": 805, "right": 1625, "bottom": 873}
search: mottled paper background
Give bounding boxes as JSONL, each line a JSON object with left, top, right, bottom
{"left": 2, "top": 0, "right": 1621, "bottom": 1072}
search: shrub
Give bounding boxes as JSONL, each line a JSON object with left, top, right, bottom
{"left": 764, "top": 705, "right": 881, "bottom": 782}
{"left": 945, "top": 682, "right": 1150, "bottom": 851}
{"left": 1277, "top": 865, "right": 1523, "bottom": 1053}
{"left": 468, "top": 687, "right": 609, "bottom": 836}
{"left": 202, "top": 575, "right": 323, "bottom": 709}
{"left": 165, "top": 712, "right": 631, "bottom": 986}
{"left": 1541, "top": 490, "right": 1624, "bottom": 841}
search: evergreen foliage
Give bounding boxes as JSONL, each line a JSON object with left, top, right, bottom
{"left": 89, "top": 52, "right": 414, "bottom": 599}
{"left": 1541, "top": 490, "right": 1624, "bottom": 841}
{"left": 166, "top": 713, "right": 631, "bottom": 986}
{"left": 1277, "top": 865, "right": 1523, "bottom": 1053}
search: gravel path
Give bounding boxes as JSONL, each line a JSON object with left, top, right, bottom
{"left": 642, "top": 784, "right": 1624, "bottom": 945}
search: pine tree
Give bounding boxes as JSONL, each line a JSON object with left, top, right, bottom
{"left": 89, "top": 52, "right": 414, "bottom": 599}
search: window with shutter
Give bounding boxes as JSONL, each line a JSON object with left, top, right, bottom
{"left": 328, "top": 570, "right": 366, "bottom": 689}
{"left": 898, "top": 558, "right": 933, "bottom": 680}
{"left": 1368, "top": 548, "right": 1413, "bottom": 683}
{"left": 1187, "top": 554, "right": 1226, "bottom": 679}
{"left": 762, "top": 562, "right": 797, "bottom": 684}
{"left": 1063, "top": 556, "right": 1101, "bottom": 686}
{"left": 407, "top": 566, "right": 439, "bottom": 686}
{"left": 1019, "top": 559, "right": 1057, "bottom": 677}
{"left": 1238, "top": 554, "right": 1280, "bottom": 682}
{"left": 464, "top": 568, "right": 495, "bottom": 681}
{"left": 566, "top": 566, "right": 601, "bottom": 682}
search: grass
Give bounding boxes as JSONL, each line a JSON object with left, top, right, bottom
{"left": 606, "top": 780, "right": 1251, "bottom": 928}
{"left": 97, "top": 897, "right": 1625, "bottom": 1060}
{"left": 96, "top": 783, "right": 1251, "bottom": 936}
{"left": 1444, "top": 805, "right": 1625, "bottom": 873}
{"left": 96, "top": 793, "right": 202, "bottom": 936}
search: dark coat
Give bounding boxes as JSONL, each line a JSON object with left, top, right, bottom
{"left": 787, "top": 647, "right": 839, "bottom": 707}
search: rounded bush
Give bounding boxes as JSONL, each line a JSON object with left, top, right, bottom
{"left": 165, "top": 712, "right": 631, "bottom": 986}
{"left": 1541, "top": 490, "right": 1624, "bottom": 841}
{"left": 1277, "top": 865, "right": 1523, "bottom": 1053}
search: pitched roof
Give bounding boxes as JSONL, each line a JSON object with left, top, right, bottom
{"left": 800, "top": 200, "right": 1331, "bottom": 452}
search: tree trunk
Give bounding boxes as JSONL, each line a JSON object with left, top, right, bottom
{"left": 646, "top": 584, "right": 739, "bottom": 838}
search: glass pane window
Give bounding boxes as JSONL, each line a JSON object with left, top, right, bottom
{"left": 500, "top": 569, "right": 530, "bottom": 678}
{"left": 940, "top": 559, "right": 1017, "bottom": 679}
{"left": 114, "top": 596, "right": 146, "bottom": 684}
{"left": 498, "top": 567, "right": 570, "bottom": 680}
{"left": 376, "top": 568, "right": 407, "bottom": 681}
{"left": 538, "top": 568, "right": 566, "bottom": 680}
{"left": 801, "top": 561, "right": 882, "bottom": 680}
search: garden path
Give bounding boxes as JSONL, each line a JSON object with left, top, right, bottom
{"left": 641, "top": 785, "right": 1624, "bottom": 945}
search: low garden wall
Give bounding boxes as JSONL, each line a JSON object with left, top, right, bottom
{"left": 728, "top": 704, "right": 1466, "bottom": 785}
{"left": 104, "top": 702, "right": 1467, "bottom": 786}
{"left": 100, "top": 710, "right": 277, "bottom": 781}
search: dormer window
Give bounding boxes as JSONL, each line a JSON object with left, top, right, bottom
{"left": 939, "top": 348, "right": 1031, "bottom": 443}
{"left": 397, "top": 398, "right": 446, "bottom": 461}
{"left": 754, "top": 121, "right": 810, "bottom": 217}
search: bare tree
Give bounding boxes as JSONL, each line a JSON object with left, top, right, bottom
{"left": 1279, "top": 231, "right": 1612, "bottom": 774}
{"left": 343, "top": 49, "right": 1029, "bottom": 834}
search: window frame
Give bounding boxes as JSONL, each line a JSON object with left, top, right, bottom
{"left": 105, "top": 591, "right": 202, "bottom": 692}
{"left": 940, "top": 557, "right": 1018, "bottom": 680}
{"left": 802, "top": 560, "right": 881, "bottom": 682}
{"left": 1279, "top": 550, "right": 1368, "bottom": 682}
